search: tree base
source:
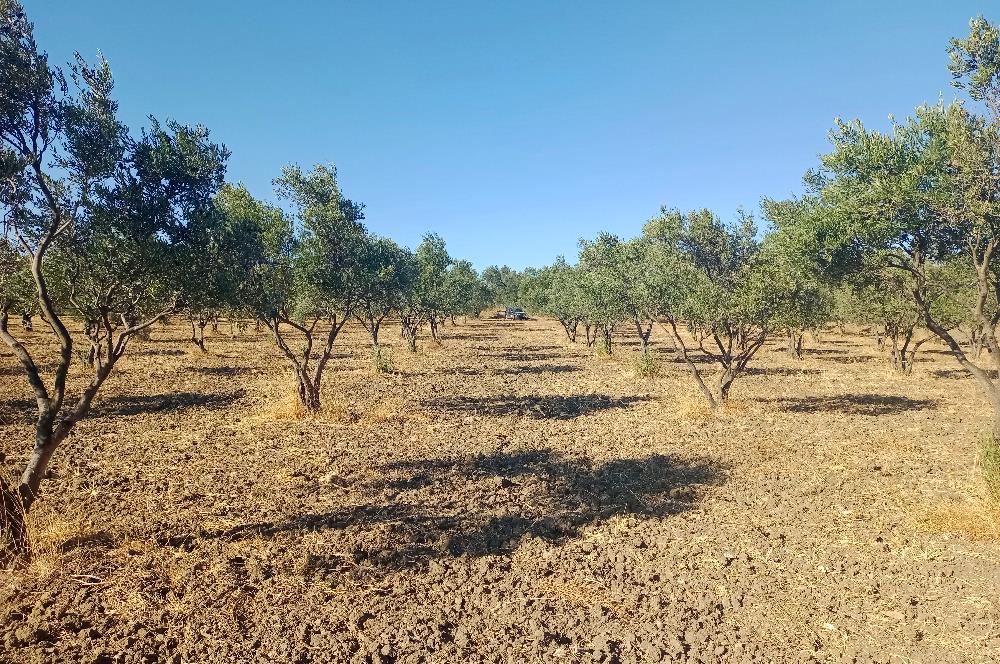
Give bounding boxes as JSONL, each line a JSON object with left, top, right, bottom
{"left": 0, "top": 477, "right": 28, "bottom": 559}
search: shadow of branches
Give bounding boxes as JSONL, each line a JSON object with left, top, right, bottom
{"left": 448, "top": 365, "right": 582, "bottom": 377}
{"left": 158, "top": 449, "right": 723, "bottom": 588}
{"left": 421, "top": 394, "right": 648, "bottom": 419}
{"left": 763, "top": 393, "right": 936, "bottom": 415}
{"left": 95, "top": 390, "right": 245, "bottom": 417}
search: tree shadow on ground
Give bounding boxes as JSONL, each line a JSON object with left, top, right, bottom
{"left": 495, "top": 352, "right": 562, "bottom": 362}
{"left": 158, "top": 449, "right": 724, "bottom": 586}
{"left": 94, "top": 390, "right": 245, "bottom": 417}
{"left": 447, "top": 365, "right": 582, "bottom": 377}
{"left": 421, "top": 394, "right": 649, "bottom": 419}
{"left": 744, "top": 367, "right": 823, "bottom": 377}
{"left": 0, "top": 397, "right": 36, "bottom": 425}
{"left": 762, "top": 393, "right": 936, "bottom": 415}
{"left": 189, "top": 366, "right": 254, "bottom": 377}
{"left": 814, "top": 353, "right": 879, "bottom": 364}
{"left": 667, "top": 354, "right": 715, "bottom": 365}
{"left": 136, "top": 348, "right": 186, "bottom": 357}
{"left": 931, "top": 368, "right": 996, "bottom": 380}
{"left": 0, "top": 364, "right": 26, "bottom": 377}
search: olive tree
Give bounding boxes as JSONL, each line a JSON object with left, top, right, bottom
{"left": 237, "top": 164, "right": 365, "bottom": 413}
{"left": 441, "top": 259, "right": 487, "bottom": 322}
{"left": 761, "top": 198, "right": 835, "bottom": 359}
{"left": 482, "top": 264, "right": 522, "bottom": 310}
{"left": 546, "top": 257, "right": 587, "bottom": 342}
{"left": 0, "top": 2, "right": 230, "bottom": 553}
{"left": 399, "top": 233, "right": 451, "bottom": 351}
{"left": 576, "top": 235, "right": 629, "bottom": 354}
{"left": 644, "top": 208, "right": 785, "bottom": 409}
{"left": 810, "top": 98, "right": 1000, "bottom": 430}
{"left": 577, "top": 234, "right": 658, "bottom": 354}
{"left": 354, "top": 235, "right": 414, "bottom": 350}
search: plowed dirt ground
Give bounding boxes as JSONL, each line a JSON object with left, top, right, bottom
{"left": 2, "top": 318, "right": 999, "bottom": 663}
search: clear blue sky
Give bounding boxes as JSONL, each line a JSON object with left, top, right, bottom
{"left": 25, "top": 1, "right": 988, "bottom": 270}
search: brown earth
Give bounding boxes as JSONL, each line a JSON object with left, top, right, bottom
{"left": 1, "top": 318, "right": 999, "bottom": 663}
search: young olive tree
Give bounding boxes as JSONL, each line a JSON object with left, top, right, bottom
{"left": 239, "top": 164, "right": 365, "bottom": 413}
{"left": 354, "top": 235, "right": 414, "bottom": 350}
{"left": 0, "top": 3, "right": 230, "bottom": 553}
{"left": 576, "top": 236, "right": 629, "bottom": 354}
{"left": 644, "top": 208, "right": 785, "bottom": 409}
{"left": 441, "top": 259, "right": 487, "bottom": 322}
{"left": 577, "top": 234, "right": 658, "bottom": 354}
{"left": 547, "top": 257, "right": 587, "bottom": 341}
{"left": 399, "top": 233, "right": 451, "bottom": 351}
{"left": 181, "top": 184, "right": 269, "bottom": 352}
{"left": 760, "top": 198, "right": 835, "bottom": 359}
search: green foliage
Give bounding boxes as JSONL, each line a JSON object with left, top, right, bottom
{"left": 372, "top": 344, "right": 394, "bottom": 374}
{"left": 949, "top": 16, "right": 1000, "bottom": 115}
{"left": 273, "top": 164, "right": 367, "bottom": 322}
{"left": 632, "top": 351, "right": 659, "bottom": 378}
{"left": 482, "top": 265, "right": 522, "bottom": 308}
{"left": 981, "top": 435, "right": 1000, "bottom": 505}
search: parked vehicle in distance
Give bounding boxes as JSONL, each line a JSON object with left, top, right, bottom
{"left": 504, "top": 307, "right": 527, "bottom": 320}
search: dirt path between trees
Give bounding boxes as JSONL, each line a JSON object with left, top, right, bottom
{"left": 2, "top": 318, "right": 998, "bottom": 663}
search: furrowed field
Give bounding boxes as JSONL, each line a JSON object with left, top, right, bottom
{"left": 2, "top": 317, "right": 998, "bottom": 663}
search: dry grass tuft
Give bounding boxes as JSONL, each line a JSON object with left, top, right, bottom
{"left": 2, "top": 502, "right": 104, "bottom": 586}
{"left": 916, "top": 500, "right": 1000, "bottom": 541}
{"left": 672, "top": 390, "right": 715, "bottom": 420}
{"left": 256, "top": 382, "right": 355, "bottom": 424}
{"left": 980, "top": 435, "right": 1000, "bottom": 505}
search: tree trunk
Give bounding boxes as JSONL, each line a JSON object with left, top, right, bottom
{"left": 297, "top": 371, "right": 321, "bottom": 413}
{"left": 560, "top": 319, "right": 578, "bottom": 343}
{"left": 717, "top": 368, "right": 736, "bottom": 403}
{"left": 635, "top": 319, "right": 652, "bottom": 354}
{"left": 787, "top": 330, "right": 803, "bottom": 359}
{"left": 190, "top": 319, "right": 207, "bottom": 352}
{"left": 401, "top": 319, "right": 419, "bottom": 353}
{"left": 599, "top": 326, "right": 612, "bottom": 355}
{"left": 0, "top": 476, "right": 28, "bottom": 557}
{"left": 664, "top": 319, "right": 718, "bottom": 412}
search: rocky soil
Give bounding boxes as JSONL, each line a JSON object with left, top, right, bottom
{"left": 1, "top": 318, "right": 998, "bottom": 663}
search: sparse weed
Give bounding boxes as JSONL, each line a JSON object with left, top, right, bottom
{"left": 981, "top": 434, "right": 1000, "bottom": 505}
{"left": 372, "top": 345, "right": 395, "bottom": 373}
{"left": 633, "top": 351, "right": 658, "bottom": 378}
